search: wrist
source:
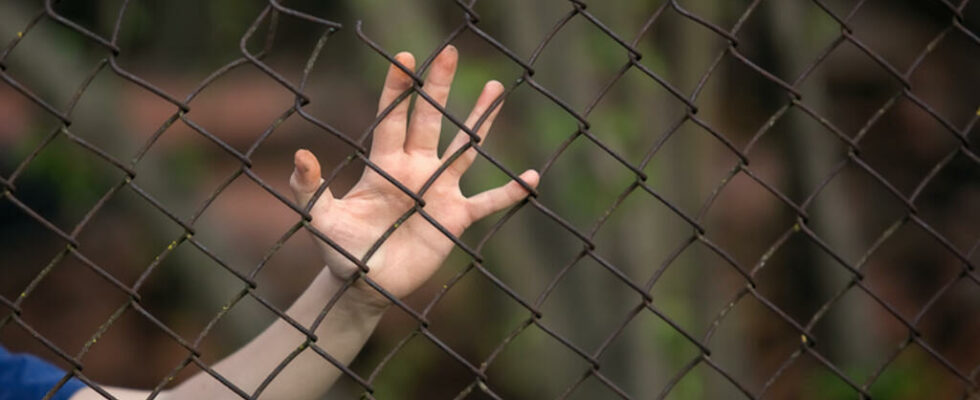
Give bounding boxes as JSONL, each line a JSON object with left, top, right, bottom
{"left": 286, "top": 269, "right": 388, "bottom": 329}
{"left": 322, "top": 269, "right": 392, "bottom": 315}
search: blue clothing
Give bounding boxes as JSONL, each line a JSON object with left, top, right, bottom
{"left": 0, "top": 345, "right": 85, "bottom": 400}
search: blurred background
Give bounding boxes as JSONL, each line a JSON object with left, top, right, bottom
{"left": 1, "top": 0, "right": 978, "bottom": 399}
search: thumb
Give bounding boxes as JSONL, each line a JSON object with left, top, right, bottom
{"left": 290, "top": 149, "right": 332, "bottom": 211}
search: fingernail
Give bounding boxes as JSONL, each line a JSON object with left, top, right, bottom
{"left": 395, "top": 51, "right": 413, "bottom": 63}
{"left": 522, "top": 170, "right": 540, "bottom": 187}
{"left": 294, "top": 149, "right": 310, "bottom": 173}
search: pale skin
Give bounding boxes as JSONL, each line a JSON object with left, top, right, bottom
{"left": 68, "top": 46, "right": 538, "bottom": 399}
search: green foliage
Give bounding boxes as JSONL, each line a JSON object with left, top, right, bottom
{"left": 369, "top": 333, "right": 438, "bottom": 397}
{"left": 15, "top": 130, "right": 117, "bottom": 219}
{"left": 805, "top": 352, "right": 940, "bottom": 400}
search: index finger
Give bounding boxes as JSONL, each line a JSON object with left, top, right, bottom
{"left": 371, "top": 52, "right": 416, "bottom": 156}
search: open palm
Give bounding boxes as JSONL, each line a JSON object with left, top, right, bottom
{"left": 289, "top": 46, "right": 538, "bottom": 301}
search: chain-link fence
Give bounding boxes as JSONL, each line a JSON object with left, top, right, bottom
{"left": 1, "top": 0, "right": 978, "bottom": 399}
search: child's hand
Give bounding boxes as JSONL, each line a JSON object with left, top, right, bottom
{"left": 289, "top": 46, "right": 539, "bottom": 303}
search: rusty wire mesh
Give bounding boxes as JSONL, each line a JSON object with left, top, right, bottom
{"left": 1, "top": 0, "right": 978, "bottom": 399}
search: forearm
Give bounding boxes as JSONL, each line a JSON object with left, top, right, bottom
{"left": 166, "top": 270, "right": 387, "bottom": 399}
{"left": 70, "top": 269, "right": 387, "bottom": 400}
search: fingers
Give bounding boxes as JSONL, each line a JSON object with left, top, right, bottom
{"left": 372, "top": 52, "right": 416, "bottom": 156}
{"left": 443, "top": 80, "right": 505, "bottom": 180}
{"left": 467, "top": 170, "right": 539, "bottom": 222}
{"left": 290, "top": 149, "right": 332, "bottom": 210}
{"left": 406, "top": 45, "right": 458, "bottom": 156}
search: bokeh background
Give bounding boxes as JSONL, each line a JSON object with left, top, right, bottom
{"left": 1, "top": 0, "right": 978, "bottom": 399}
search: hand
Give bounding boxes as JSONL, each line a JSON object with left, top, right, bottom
{"left": 289, "top": 46, "right": 539, "bottom": 303}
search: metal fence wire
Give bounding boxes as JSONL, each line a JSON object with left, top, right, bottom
{"left": 1, "top": 0, "right": 978, "bottom": 399}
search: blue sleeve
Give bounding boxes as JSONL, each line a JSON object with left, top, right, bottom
{"left": 0, "top": 345, "right": 86, "bottom": 400}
